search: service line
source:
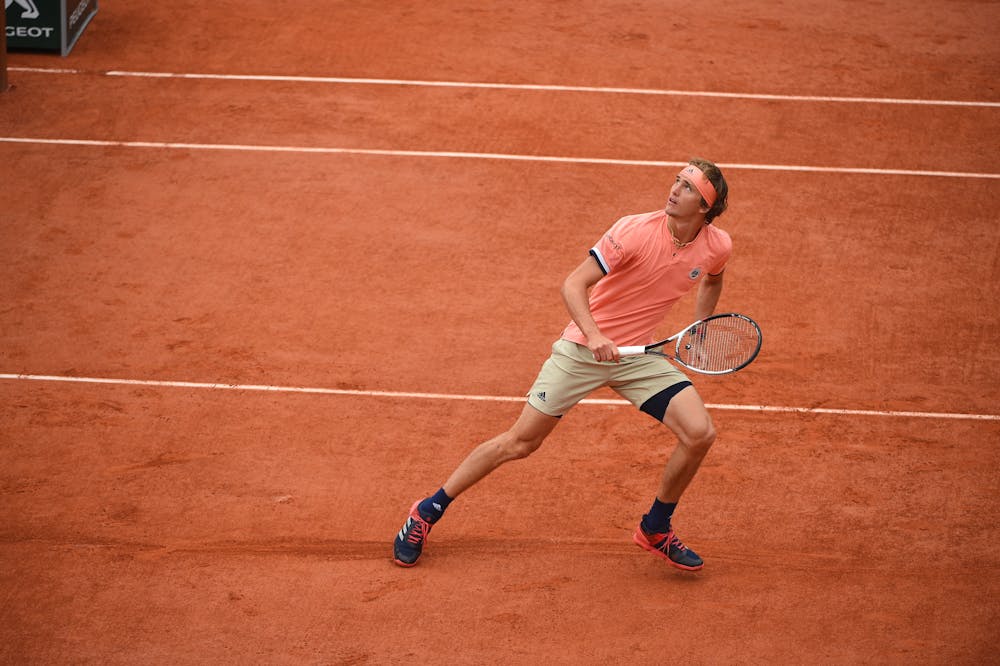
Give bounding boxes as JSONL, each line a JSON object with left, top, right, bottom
{"left": 10, "top": 66, "right": 1000, "bottom": 109}
{"left": 1, "top": 136, "right": 998, "bottom": 179}
{"left": 1, "top": 374, "right": 997, "bottom": 422}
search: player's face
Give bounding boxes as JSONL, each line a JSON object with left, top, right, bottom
{"left": 665, "top": 175, "right": 708, "bottom": 217}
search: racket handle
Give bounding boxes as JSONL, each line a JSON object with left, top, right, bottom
{"left": 617, "top": 346, "right": 646, "bottom": 356}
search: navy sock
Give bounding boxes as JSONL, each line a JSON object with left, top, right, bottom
{"left": 418, "top": 487, "right": 453, "bottom": 524}
{"left": 641, "top": 499, "right": 676, "bottom": 534}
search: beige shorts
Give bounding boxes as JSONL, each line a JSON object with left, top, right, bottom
{"left": 526, "top": 338, "right": 692, "bottom": 418}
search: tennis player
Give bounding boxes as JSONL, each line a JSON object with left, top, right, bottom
{"left": 394, "top": 158, "right": 732, "bottom": 571}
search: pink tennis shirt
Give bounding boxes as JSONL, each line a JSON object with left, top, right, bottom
{"left": 562, "top": 210, "right": 733, "bottom": 347}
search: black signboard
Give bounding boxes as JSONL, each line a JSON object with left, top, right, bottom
{"left": 5, "top": 0, "right": 97, "bottom": 56}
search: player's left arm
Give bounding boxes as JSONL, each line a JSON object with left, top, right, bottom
{"left": 693, "top": 270, "right": 724, "bottom": 322}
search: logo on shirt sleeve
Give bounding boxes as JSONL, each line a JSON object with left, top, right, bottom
{"left": 604, "top": 233, "right": 625, "bottom": 264}
{"left": 689, "top": 267, "right": 702, "bottom": 280}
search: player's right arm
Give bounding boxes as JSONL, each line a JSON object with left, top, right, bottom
{"left": 561, "top": 256, "right": 619, "bottom": 362}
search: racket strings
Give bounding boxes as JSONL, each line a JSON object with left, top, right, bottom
{"left": 678, "top": 319, "right": 761, "bottom": 372}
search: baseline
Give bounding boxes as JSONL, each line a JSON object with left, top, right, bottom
{"left": 2, "top": 373, "right": 997, "bottom": 422}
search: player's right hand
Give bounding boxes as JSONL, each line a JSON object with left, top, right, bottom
{"left": 586, "top": 333, "right": 620, "bottom": 363}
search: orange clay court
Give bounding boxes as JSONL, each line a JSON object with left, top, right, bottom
{"left": 1, "top": 2, "right": 998, "bottom": 664}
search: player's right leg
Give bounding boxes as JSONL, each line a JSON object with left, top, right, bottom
{"left": 392, "top": 403, "right": 560, "bottom": 567}
{"left": 441, "top": 402, "right": 561, "bottom": 497}
{"left": 393, "top": 340, "right": 604, "bottom": 567}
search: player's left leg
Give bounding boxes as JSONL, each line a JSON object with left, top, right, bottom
{"left": 632, "top": 383, "right": 715, "bottom": 570}
{"left": 656, "top": 385, "right": 716, "bottom": 501}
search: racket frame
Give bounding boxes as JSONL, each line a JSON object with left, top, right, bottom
{"left": 618, "top": 312, "right": 762, "bottom": 375}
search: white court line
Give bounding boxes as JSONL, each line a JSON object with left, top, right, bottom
{"left": 1, "top": 374, "right": 997, "bottom": 421}
{"left": 2, "top": 136, "right": 998, "bottom": 179}
{"left": 10, "top": 66, "right": 1000, "bottom": 109}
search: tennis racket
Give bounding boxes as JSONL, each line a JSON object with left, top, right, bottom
{"left": 617, "top": 313, "right": 762, "bottom": 375}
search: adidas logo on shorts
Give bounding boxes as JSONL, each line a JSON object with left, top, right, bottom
{"left": 536, "top": 391, "right": 547, "bottom": 402}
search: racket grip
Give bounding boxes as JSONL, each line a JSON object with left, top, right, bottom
{"left": 617, "top": 346, "right": 646, "bottom": 356}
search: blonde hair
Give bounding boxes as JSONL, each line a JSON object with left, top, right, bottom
{"left": 688, "top": 158, "right": 728, "bottom": 223}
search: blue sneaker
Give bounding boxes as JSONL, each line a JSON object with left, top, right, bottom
{"left": 633, "top": 524, "right": 704, "bottom": 571}
{"left": 393, "top": 500, "right": 433, "bottom": 567}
